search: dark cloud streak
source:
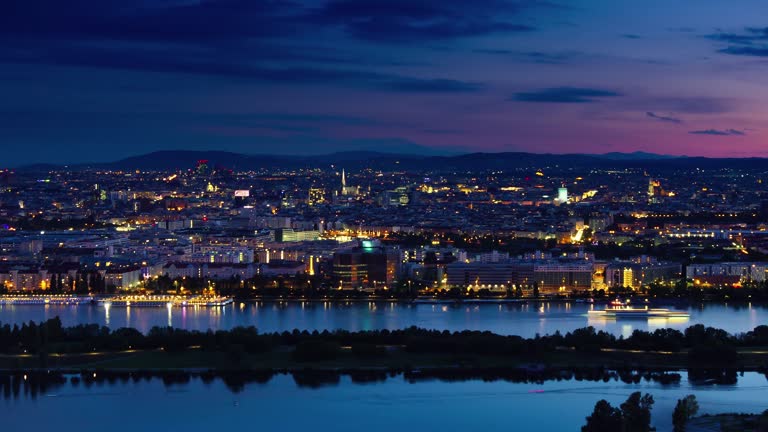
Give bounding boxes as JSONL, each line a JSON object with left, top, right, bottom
{"left": 720, "top": 46, "right": 768, "bottom": 57}
{"left": 709, "top": 27, "right": 768, "bottom": 57}
{"left": 0, "top": 0, "right": 497, "bottom": 93}
{"left": 688, "top": 128, "right": 745, "bottom": 136}
{"left": 0, "top": 39, "right": 482, "bottom": 93}
{"left": 474, "top": 49, "right": 570, "bottom": 64}
{"left": 646, "top": 112, "right": 682, "bottom": 124}
{"left": 312, "top": 0, "right": 538, "bottom": 43}
{"left": 512, "top": 87, "right": 622, "bottom": 103}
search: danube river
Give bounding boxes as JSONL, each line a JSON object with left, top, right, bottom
{"left": 3, "top": 372, "right": 768, "bottom": 432}
{"left": 0, "top": 301, "right": 765, "bottom": 337}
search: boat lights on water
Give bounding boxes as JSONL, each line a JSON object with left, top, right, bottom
{"left": 588, "top": 299, "right": 690, "bottom": 319}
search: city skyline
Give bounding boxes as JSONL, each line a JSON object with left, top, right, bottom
{"left": 3, "top": 0, "right": 768, "bottom": 164}
{"left": 4, "top": 3, "right": 768, "bottom": 429}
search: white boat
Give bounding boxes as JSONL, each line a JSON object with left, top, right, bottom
{"left": 588, "top": 300, "right": 689, "bottom": 318}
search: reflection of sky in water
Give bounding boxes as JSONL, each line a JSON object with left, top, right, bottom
{"left": 3, "top": 372, "right": 768, "bottom": 432}
{"left": 0, "top": 302, "right": 765, "bottom": 338}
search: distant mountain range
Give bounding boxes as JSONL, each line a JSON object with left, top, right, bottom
{"left": 18, "top": 150, "right": 768, "bottom": 172}
{"left": 595, "top": 151, "right": 684, "bottom": 160}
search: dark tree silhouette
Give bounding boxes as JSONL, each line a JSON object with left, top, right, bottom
{"left": 582, "top": 399, "right": 623, "bottom": 432}
{"left": 582, "top": 392, "right": 655, "bottom": 432}
{"left": 672, "top": 395, "right": 698, "bottom": 432}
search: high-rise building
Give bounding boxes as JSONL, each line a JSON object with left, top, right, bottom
{"left": 332, "top": 244, "right": 401, "bottom": 288}
{"left": 557, "top": 187, "right": 568, "bottom": 204}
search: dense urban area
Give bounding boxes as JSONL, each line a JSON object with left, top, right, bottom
{"left": 1, "top": 154, "right": 768, "bottom": 301}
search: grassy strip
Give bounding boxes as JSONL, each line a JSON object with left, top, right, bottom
{"left": 1, "top": 346, "right": 764, "bottom": 372}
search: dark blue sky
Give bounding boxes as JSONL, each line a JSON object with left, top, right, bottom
{"left": 2, "top": 0, "right": 768, "bottom": 165}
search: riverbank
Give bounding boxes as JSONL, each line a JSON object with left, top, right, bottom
{"left": 5, "top": 293, "right": 768, "bottom": 306}
{"left": 0, "top": 334, "right": 768, "bottom": 374}
{"left": 2, "top": 344, "right": 766, "bottom": 374}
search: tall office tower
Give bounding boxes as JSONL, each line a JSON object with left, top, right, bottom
{"left": 557, "top": 187, "right": 568, "bottom": 204}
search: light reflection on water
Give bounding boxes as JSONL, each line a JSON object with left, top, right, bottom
{"left": 0, "top": 302, "right": 765, "bottom": 337}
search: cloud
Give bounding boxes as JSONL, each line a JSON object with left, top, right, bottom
{"left": 0, "top": 0, "right": 556, "bottom": 46}
{"left": 719, "top": 46, "right": 768, "bottom": 57}
{"left": 473, "top": 49, "right": 570, "bottom": 64}
{"left": 312, "top": 0, "right": 538, "bottom": 43}
{"left": 708, "top": 27, "right": 768, "bottom": 45}
{"left": 0, "top": 0, "right": 305, "bottom": 42}
{"left": 474, "top": 48, "right": 514, "bottom": 55}
{"left": 709, "top": 27, "right": 768, "bottom": 57}
{"left": 0, "top": 41, "right": 482, "bottom": 93}
{"left": 622, "top": 34, "right": 641, "bottom": 39}
{"left": 382, "top": 78, "right": 482, "bottom": 92}
{"left": 523, "top": 51, "right": 570, "bottom": 64}
{"left": 511, "top": 87, "right": 621, "bottom": 103}
{"left": 0, "top": 1, "right": 497, "bottom": 93}
{"left": 646, "top": 112, "right": 682, "bottom": 124}
{"left": 688, "top": 129, "right": 745, "bottom": 136}
{"left": 249, "top": 113, "right": 380, "bottom": 126}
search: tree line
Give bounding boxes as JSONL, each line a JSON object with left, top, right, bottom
{"left": 1, "top": 318, "right": 767, "bottom": 366}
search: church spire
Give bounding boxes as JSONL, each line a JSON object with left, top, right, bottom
{"left": 341, "top": 168, "right": 346, "bottom": 187}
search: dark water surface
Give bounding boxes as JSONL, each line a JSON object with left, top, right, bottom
{"left": 1, "top": 301, "right": 766, "bottom": 337}
{"left": 3, "top": 372, "right": 767, "bottom": 432}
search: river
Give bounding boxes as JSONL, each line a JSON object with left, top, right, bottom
{"left": 0, "top": 301, "right": 766, "bottom": 337}
{"left": 3, "top": 371, "right": 767, "bottom": 432}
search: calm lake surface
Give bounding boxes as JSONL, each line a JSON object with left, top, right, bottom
{"left": 0, "top": 301, "right": 766, "bottom": 336}
{"left": 3, "top": 372, "right": 768, "bottom": 432}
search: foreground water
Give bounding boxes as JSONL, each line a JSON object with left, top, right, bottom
{"left": 0, "top": 301, "right": 766, "bottom": 337}
{"left": 3, "top": 372, "right": 767, "bottom": 432}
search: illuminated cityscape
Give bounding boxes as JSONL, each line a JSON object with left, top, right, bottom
{"left": 1, "top": 158, "right": 767, "bottom": 298}
{"left": 4, "top": 1, "right": 768, "bottom": 431}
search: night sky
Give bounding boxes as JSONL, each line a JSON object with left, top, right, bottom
{"left": 3, "top": 0, "right": 768, "bottom": 165}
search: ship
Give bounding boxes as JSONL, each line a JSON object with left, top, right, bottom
{"left": 588, "top": 299, "right": 689, "bottom": 318}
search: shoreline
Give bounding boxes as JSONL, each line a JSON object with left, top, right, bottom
{"left": 1, "top": 341, "right": 766, "bottom": 374}
{"left": 0, "top": 363, "right": 752, "bottom": 382}
{"left": 1, "top": 294, "right": 766, "bottom": 306}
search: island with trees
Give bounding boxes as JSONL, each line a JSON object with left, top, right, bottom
{"left": 0, "top": 317, "right": 767, "bottom": 377}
